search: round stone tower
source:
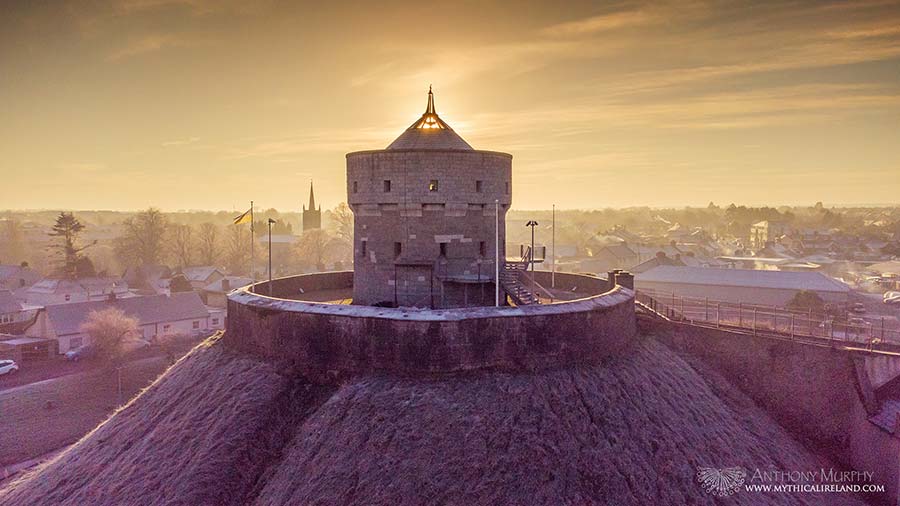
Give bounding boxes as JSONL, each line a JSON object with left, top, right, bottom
{"left": 347, "top": 88, "right": 512, "bottom": 308}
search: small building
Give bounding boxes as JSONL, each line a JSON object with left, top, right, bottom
{"left": 202, "top": 276, "right": 253, "bottom": 308}
{"left": 750, "top": 220, "right": 789, "bottom": 251}
{"left": 25, "top": 277, "right": 134, "bottom": 306}
{"left": 25, "top": 292, "right": 214, "bottom": 353}
{"left": 635, "top": 265, "right": 851, "bottom": 307}
{"left": 0, "top": 289, "right": 40, "bottom": 334}
{"left": 302, "top": 180, "right": 322, "bottom": 232}
{"left": 178, "top": 266, "right": 225, "bottom": 291}
{"left": 0, "top": 335, "right": 56, "bottom": 362}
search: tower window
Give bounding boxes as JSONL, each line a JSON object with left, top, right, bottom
{"left": 479, "top": 241, "right": 486, "bottom": 257}
{"left": 429, "top": 180, "right": 439, "bottom": 192}
{"left": 361, "top": 240, "right": 367, "bottom": 256}
{"left": 505, "top": 181, "right": 510, "bottom": 194}
{"left": 394, "top": 242, "right": 402, "bottom": 257}
{"left": 439, "top": 242, "right": 448, "bottom": 256}
{"left": 353, "top": 181, "right": 358, "bottom": 193}
{"left": 383, "top": 180, "right": 391, "bottom": 192}
{"left": 475, "top": 180, "right": 483, "bottom": 193}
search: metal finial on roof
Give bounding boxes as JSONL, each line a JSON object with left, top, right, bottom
{"left": 426, "top": 85, "right": 435, "bottom": 115}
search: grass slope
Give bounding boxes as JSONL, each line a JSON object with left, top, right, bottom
{"left": 0, "top": 336, "right": 868, "bottom": 506}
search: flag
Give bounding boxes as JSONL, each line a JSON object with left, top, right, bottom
{"left": 233, "top": 208, "right": 252, "bottom": 225}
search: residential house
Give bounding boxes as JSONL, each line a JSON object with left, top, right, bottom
{"left": 123, "top": 264, "right": 173, "bottom": 295}
{"left": 0, "top": 290, "right": 40, "bottom": 334}
{"left": 202, "top": 276, "right": 252, "bottom": 308}
{"left": 749, "top": 220, "right": 790, "bottom": 251}
{"left": 179, "top": 266, "right": 226, "bottom": 291}
{"left": 25, "top": 292, "right": 216, "bottom": 353}
{"left": 25, "top": 277, "right": 133, "bottom": 306}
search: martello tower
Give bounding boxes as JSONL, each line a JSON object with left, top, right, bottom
{"left": 346, "top": 88, "right": 512, "bottom": 308}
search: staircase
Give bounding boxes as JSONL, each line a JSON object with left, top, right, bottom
{"left": 500, "top": 260, "right": 539, "bottom": 306}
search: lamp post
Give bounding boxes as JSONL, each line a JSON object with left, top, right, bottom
{"left": 495, "top": 199, "right": 500, "bottom": 307}
{"left": 267, "top": 218, "right": 276, "bottom": 296}
{"left": 526, "top": 220, "right": 538, "bottom": 301}
{"left": 551, "top": 204, "right": 555, "bottom": 289}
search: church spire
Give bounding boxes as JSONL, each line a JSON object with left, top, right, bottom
{"left": 307, "top": 180, "right": 317, "bottom": 211}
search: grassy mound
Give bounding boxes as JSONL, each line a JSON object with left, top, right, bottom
{"left": 0, "top": 336, "right": 865, "bottom": 506}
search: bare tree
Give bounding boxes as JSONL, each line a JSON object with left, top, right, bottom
{"left": 197, "top": 222, "right": 220, "bottom": 266}
{"left": 330, "top": 202, "right": 353, "bottom": 242}
{"left": 167, "top": 224, "right": 194, "bottom": 268}
{"left": 296, "top": 229, "right": 330, "bottom": 270}
{"left": 225, "top": 224, "right": 255, "bottom": 276}
{"left": 116, "top": 208, "right": 168, "bottom": 267}
{"left": 80, "top": 307, "right": 141, "bottom": 362}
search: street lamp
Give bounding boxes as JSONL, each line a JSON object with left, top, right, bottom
{"left": 525, "top": 220, "right": 538, "bottom": 301}
{"left": 267, "top": 218, "right": 276, "bottom": 296}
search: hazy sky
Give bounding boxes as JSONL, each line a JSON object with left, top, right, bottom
{"left": 2, "top": 0, "right": 899, "bottom": 212}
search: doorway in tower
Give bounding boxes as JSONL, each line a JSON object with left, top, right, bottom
{"left": 394, "top": 264, "right": 434, "bottom": 308}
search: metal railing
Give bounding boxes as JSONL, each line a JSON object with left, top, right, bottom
{"left": 635, "top": 288, "right": 900, "bottom": 348}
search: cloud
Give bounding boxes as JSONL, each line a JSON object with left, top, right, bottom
{"left": 540, "top": 9, "right": 655, "bottom": 37}
{"left": 162, "top": 136, "right": 200, "bottom": 147}
{"left": 107, "top": 33, "right": 213, "bottom": 60}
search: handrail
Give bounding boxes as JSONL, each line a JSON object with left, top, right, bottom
{"left": 635, "top": 289, "right": 900, "bottom": 354}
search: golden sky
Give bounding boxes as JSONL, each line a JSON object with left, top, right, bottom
{"left": 2, "top": 0, "right": 899, "bottom": 211}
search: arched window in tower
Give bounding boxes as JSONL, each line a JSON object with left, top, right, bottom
{"left": 429, "top": 180, "right": 439, "bottom": 192}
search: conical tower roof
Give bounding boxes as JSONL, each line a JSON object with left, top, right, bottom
{"left": 387, "top": 87, "right": 473, "bottom": 151}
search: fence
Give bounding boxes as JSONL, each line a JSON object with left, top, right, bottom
{"left": 635, "top": 288, "right": 900, "bottom": 346}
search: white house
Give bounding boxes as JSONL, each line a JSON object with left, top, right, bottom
{"left": 26, "top": 292, "right": 218, "bottom": 353}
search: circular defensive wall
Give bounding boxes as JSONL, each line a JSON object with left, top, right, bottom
{"left": 224, "top": 271, "right": 636, "bottom": 383}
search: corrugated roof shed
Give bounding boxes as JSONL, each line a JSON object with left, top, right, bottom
{"left": 636, "top": 266, "right": 850, "bottom": 293}
{"left": 43, "top": 292, "right": 209, "bottom": 336}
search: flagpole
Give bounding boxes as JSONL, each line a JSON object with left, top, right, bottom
{"left": 552, "top": 204, "right": 556, "bottom": 289}
{"left": 250, "top": 200, "right": 255, "bottom": 289}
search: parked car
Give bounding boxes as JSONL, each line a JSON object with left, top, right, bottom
{"left": 0, "top": 359, "right": 19, "bottom": 376}
{"left": 65, "top": 345, "right": 97, "bottom": 362}
{"left": 851, "top": 302, "right": 867, "bottom": 314}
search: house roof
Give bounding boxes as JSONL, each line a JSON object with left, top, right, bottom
{"left": 204, "top": 277, "right": 253, "bottom": 294}
{"left": 179, "top": 266, "right": 223, "bottom": 282}
{"left": 27, "top": 277, "right": 130, "bottom": 295}
{"left": 599, "top": 244, "right": 637, "bottom": 260}
{"left": 42, "top": 292, "right": 209, "bottom": 336}
{"left": 636, "top": 265, "right": 851, "bottom": 293}
{"left": 0, "top": 290, "right": 22, "bottom": 313}
{"left": 386, "top": 88, "right": 473, "bottom": 151}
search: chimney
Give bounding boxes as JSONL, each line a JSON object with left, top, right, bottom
{"left": 222, "top": 278, "right": 231, "bottom": 291}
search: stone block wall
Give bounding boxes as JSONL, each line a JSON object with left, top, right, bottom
{"left": 224, "top": 272, "right": 636, "bottom": 383}
{"left": 346, "top": 149, "right": 512, "bottom": 307}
